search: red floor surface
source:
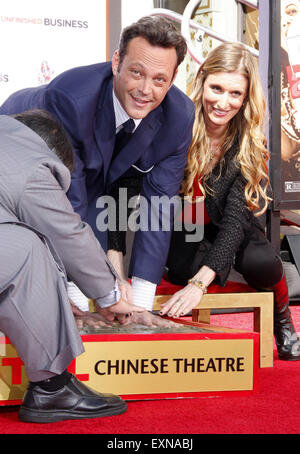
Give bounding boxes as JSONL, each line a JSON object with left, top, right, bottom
{"left": 0, "top": 307, "right": 299, "bottom": 437}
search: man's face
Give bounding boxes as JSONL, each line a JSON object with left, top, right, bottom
{"left": 112, "top": 37, "right": 178, "bottom": 119}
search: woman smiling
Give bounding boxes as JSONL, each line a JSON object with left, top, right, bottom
{"left": 161, "top": 42, "right": 300, "bottom": 361}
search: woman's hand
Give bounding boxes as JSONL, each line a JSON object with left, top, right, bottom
{"left": 159, "top": 284, "right": 204, "bottom": 318}
{"left": 160, "top": 266, "right": 216, "bottom": 318}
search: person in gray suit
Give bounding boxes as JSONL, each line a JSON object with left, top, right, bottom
{"left": 0, "top": 109, "right": 144, "bottom": 423}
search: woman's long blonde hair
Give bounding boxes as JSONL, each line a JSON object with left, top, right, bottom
{"left": 182, "top": 42, "right": 271, "bottom": 216}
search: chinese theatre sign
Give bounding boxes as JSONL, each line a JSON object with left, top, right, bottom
{"left": 1, "top": 322, "right": 259, "bottom": 404}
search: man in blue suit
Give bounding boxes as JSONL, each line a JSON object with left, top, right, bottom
{"left": 0, "top": 16, "right": 195, "bottom": 324}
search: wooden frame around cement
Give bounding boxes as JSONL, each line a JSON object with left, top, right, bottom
{"left": 153, "top": 292, "right": 274, "bottom": 368}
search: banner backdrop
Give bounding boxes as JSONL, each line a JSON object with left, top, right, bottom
{"left": 0, "top": 0, "right": 107, "bottom": 105}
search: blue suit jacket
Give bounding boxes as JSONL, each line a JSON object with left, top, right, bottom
{"left": 0, "top": 62, "right": 195, "bottom": 284}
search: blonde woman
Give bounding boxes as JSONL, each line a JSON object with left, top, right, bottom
{"left": 161, "top": 42, "right": 300, "bottom": 361}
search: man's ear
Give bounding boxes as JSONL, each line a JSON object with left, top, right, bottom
{"left": 112, "top": 50, "right": 120, "bottom": 76}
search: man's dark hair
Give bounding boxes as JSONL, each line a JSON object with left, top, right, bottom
{"left": 13, "top": 109, "right": 74, "bottom": 173}
{"left": 118, "top": 15, "right": 187, "bottom": 69}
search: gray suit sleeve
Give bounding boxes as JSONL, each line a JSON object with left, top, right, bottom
{"left": 17, "top": 164, "right": 117, "bottom": 299}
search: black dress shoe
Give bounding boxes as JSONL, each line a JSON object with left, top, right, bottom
{"left": 19, "top": 374, "right": 127, "bottom": 423}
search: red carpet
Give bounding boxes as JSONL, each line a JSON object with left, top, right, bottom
{"left": 0, "top": 307, "right": 299, "bottom": 436}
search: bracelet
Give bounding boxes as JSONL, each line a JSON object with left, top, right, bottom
{"left": 188, "top": 278, "right": 208, "bottom": 293}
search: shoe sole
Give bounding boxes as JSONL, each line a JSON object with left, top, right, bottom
{"left": 278, "top": 354, "right": 300, "bottom": 361}
{"left": 18, "top": 401, "right": 127, "bottom": 423}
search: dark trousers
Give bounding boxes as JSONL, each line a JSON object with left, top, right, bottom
{"left": 233, "top": 225, "right": 283, "bottom": 289}
{"left": 167, "top": 223, "right": 283, "bottom": 290}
